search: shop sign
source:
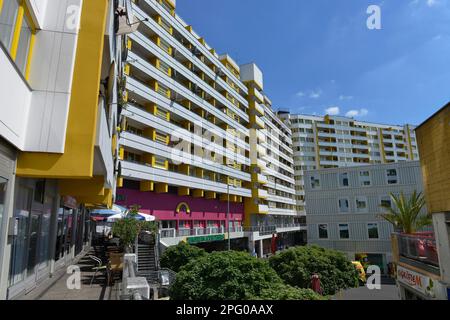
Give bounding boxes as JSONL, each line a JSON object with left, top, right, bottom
{"left": 187, "top": 234, "right": 225, "bottom": 245}
{"left": 397, "top": 266, "right": 446, "bottom": 299}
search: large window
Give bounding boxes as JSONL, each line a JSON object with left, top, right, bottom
{"left": 0, "top": 0, "right": 35, "bottom": 79}
{"left": 0, "top": 177, "right": 7, "bottom": 236}
{"left": 339, "top": 224, "right": 350, "bottom": 239}
{"left": 0, "top": 0, "right": 19, "bottom": 50}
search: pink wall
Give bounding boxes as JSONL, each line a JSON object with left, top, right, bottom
{"left": 116, "top": 189, "right": 244, "bottom": 222}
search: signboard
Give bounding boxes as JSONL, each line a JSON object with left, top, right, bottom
{"left": 397, "top": 265, "right": 447, "bottom": 299}
{"left": 187, "top": 234, "right": 225, "bottom": 245}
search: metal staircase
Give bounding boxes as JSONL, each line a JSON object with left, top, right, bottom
{"left": 136, "top": 233, "right": 159, "bottom": 284}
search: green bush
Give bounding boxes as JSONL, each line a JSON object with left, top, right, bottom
{"left": 160, "top": 242, "right": 207, "bottom": 273}
{"left": 169, "top": 251, "right": 287, "bottom": 300}
{"left": 251, "top": 283, "right": 326, "bottom": 300}
{"left": 269, "top": 245, "right": 358, "bottom": 296}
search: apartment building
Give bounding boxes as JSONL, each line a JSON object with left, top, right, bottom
{"left": 0, "top": 0, "right": 119, "bottom": 299}
{"left": 240, "top": 64, "right": 304, "bottom": 257}
{"left": 278, "top": 113, "right": 419, "bottom": 216}
{"left": 114, "top": 0, "right": 305, "bottom": 254}
{"left": 305, "top": 161, "right": 425, "bottom": 273}
{"left": 115, "top": 0, "right": 252, "bottom": 249}
{"left": 390, "top": 103, "right": 450, "bottom": 300}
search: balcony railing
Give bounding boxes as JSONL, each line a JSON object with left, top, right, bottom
{"left": 160, "top": 226, "right": 243, "bottom": 239}
{"left": 396, "top": 232, "right": 439, "bottom": 267}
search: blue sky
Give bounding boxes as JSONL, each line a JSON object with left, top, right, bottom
{"left": 177, "top": 0, "right": 450, "bottom": 125}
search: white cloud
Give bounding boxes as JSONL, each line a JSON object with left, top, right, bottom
{"left": 325, "top": 106, "right": 340, "bottom": 115}
{"left": 339, "top": 95, "right": 353, "bottom": 101}
{"left": 427, "top": 0, "right": 437, "bottom": 6}
{"left": 296, "top": 91, "right": 305, "bottom": 97}
{"left": 309, "top": 90, "right": 322, "bottom": 99}
{"left": 345, "top": 109, "right": 369, "bottom": 118}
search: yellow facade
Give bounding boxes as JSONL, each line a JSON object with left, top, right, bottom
{"left": 415, "top": 103, "right": 450, "bottom": 213}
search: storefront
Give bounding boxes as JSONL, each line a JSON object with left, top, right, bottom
{"left": 0, "top": 138, "right": 17, "bottom": 299}
{"left": 7, "top": 179, "right": 58, "bottom": 298}
{"left": 396, "top": 265, "right": 448, "bottom": 300}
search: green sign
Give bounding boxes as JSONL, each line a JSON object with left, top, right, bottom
{"left": 187, "top": 234, "right": 225, "bottom": 244}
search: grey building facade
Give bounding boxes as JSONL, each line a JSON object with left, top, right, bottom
{"left": 305, "top": 161, "right": 425, "bottom": 272}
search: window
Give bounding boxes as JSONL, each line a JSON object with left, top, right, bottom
{"left": 0, "top": 0, "right": 35, "bottom": 79}
{"left": 318, "top": 224, "right": 328, "bottom": 239}
{"left": 339, "top": 172, "right": 349, "bottom": 187}
{"left": 310, "top": 175, "right": 320, "bottom": 189}
{"left": 338, "top": 198, "right": 349, "bottom": 213}
{"left": 368, "top": 223, "right": 379, "bottom": 239}
{"left": 0, "top": 0, "right": 19, "bottom": 50}
{"left": 386, "top": 169, "right": 398, "bottom": 184}
{"left": 339, "top": 224, "right": 350, "bottom": 239}
{"left": 359, "top": 170, "right": 371, "bottom": 186}
{"left": 15, "top": 15, "right": 32, "bottom": 74}
{"left": 355, "top": 196, "right": 368, "bottom": 212}
{"left": 0, "top": 177, "right": 7, "bottom": 232}
{"left": 380, "top": 196, "right": 392, "bottom": 211}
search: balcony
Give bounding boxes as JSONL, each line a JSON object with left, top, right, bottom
{"left": 160, "top": 226, "right": 243, "bottom": 239}
{"left": 256, "top": 188, "right": 269, "bottom": 199}
{"left": 252, "top": 172, "right": 268, "bottom": 185}
{"left": 393, "top": 232, "right": 440, "bottom": 275}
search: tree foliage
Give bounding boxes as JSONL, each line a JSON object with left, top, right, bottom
{"left": 269, "top": 245, "right": 358, "bottom": 296}
{"left": 169, "top": 251, "right": 292, "bottom": 300}
{"left": 160, "top": 242, "right": 207, "bottom": 273}
{"left": 380, "top": 191, "right": 430, "bottom": 233}
{"left": 251, "top": 283, "right": 325, "bottom": 300}
{"left": 111, "top": 205, "right": 157, "bottom": 248}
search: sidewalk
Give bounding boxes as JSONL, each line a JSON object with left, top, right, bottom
{"left": 21, "top": 247, "right": 115, "bottom": 300}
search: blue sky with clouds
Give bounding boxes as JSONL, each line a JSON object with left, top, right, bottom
{"left": 177, "top": 0, "right": 450, "bottom": 125}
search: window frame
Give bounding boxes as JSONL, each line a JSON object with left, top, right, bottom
{"left": 367, "top": 223, "right": 380, "bottom": 239}
{"left": 355, "top": 196, "right": 369, "bottom": 213}
{"left": 338, "top": 172, "right": 350, "bottom": 188}
{"left": 338, "top": 223, "right": 350, "bottom": 239}
{"left": 338, "top": 198, "right": 350, "bottom": 213}
{"left": 386, "top": 168, "right": 399, "bottom": 185}
{"left": 318, "top": 224, "right": 328, "bottom": 239}
{"left": 358, "top": 170, "right": 371, "bottom": 187}
{"left": 0, "top": 0, "right": 37, "bottom": 81}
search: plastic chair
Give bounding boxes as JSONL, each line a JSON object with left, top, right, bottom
{"left": 88, "top": 255, "right": 108, "bottom": 287}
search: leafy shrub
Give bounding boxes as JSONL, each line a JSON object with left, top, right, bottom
{"left": 269, "top": 245, "right": 358, "bottom": 295}
{"left": 169, "top": 251, "right": 286, "bottom": 300}
{"left": 160, "top": 242, "right": 207, "bottom": 273}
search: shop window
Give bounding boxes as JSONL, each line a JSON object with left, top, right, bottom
{"left": 339, "top": 224, "right": 350, "bottom": 239}
{"left": 34, "top": 180, "right": 45, "bottom": 204}
{"left": 318, "top": 224, "right": 328, "bottom": 239}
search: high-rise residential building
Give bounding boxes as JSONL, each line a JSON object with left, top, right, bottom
{"left": 278, "top": 113, "right": 419, "bottom": 215}
{"left": 115, "top": 0, "right": 305, "bottom": 255}
{"left": 0, "top": 0, "right": 119, "bottom": 299}
{"left": 305, "top": 161, "right": 425, "bottom": 272}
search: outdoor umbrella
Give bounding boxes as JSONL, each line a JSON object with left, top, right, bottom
{"left": 107, "top": 212, "right": 156, "bottom": 222}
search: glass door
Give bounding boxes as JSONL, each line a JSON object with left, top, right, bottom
{"left": 26, "top": 213, "right": 40, "bottom": 279}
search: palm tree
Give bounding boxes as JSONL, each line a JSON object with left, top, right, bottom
{"left": 380, "top": 191, "right": 431, "bottom": 234}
